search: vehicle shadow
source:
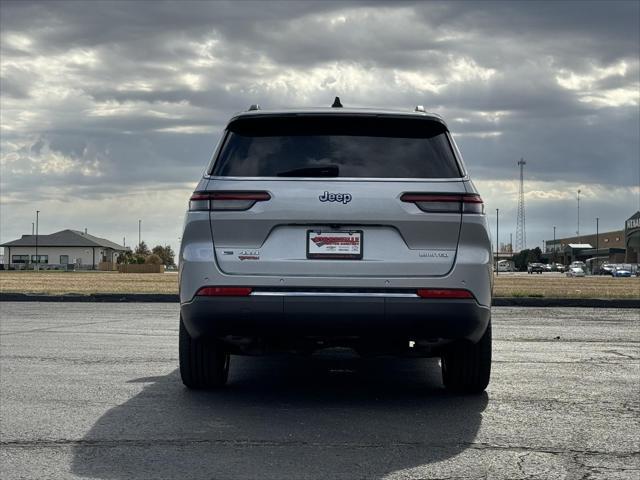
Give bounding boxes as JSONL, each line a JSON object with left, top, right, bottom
{"left": 71, "top": 353, "right": 488, "bottom": 479}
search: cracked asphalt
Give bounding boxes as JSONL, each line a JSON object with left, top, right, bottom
{"left": 0, "top": 303, "right": 638, "bottom": 479}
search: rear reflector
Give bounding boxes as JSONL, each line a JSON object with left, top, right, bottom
{"left": 196, "top": 287, "right": 253, "bottom": 296}
{"left": 401, "top": 193, "right": 484, "bottom": 214}
{"left": 417, "top": 288, "right": 474, "bottom": 299}
{"left": 189, "top": 191, "right": 271, "bottom": 211}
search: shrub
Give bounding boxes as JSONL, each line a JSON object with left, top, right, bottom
{"left": 145, "top": 254, "right": 162, "bottom": 265}
{"left": 151, "top": 245, "right": 176, "bottom": 266}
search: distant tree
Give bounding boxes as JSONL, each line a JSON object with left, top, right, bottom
{"left": 513, "top": 247, "right": 543, "bottom": 271}
{"left": 513, "top": 251, "right": 527, "bottom": 271}
{"left": 116, "top": 250, "right": 135, "bottom": 264}
{"left": 152, "top": 245, "right": 176, "bottom": 266}
{"left": 135, "top": 241, "right": 150, "bottom": 256}
{"left": 145, "top": 254, "right": 162, "bottom": 265}
{"left": 528, "top": 247, "right": 542, "bottom": 264}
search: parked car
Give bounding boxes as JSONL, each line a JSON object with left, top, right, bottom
{"left": 566, "top": 267, "right": 586, "bottom": 277}
{"left": 496, "top": 260, "right": 514, "bottom": 272}
{"left": 612, "top": 267, "right": 632, "bottom": 277}
{"left": 179, "top": 101, "right": 493, "bottom": 393}
{"left": 527, "top": 263, "right": 544, "bottom": 274}
{"left": 598, "top": 263, "right": 616, "bottom": 275}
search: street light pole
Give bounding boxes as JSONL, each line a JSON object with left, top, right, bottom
{"left": 577, "top": 189, "right": 581, "bottom": 243}
{"left": 496, "top": 208, "right": 499, "bottom": 276}
{"left": 35, "top": 210, "right": 40, "bottom": 271}
{"left": 596, "top": 217, "right": 599, "bottom": 274}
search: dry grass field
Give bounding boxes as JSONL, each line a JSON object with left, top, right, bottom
{"left": 1, "top": 271, "right": 638, "bottom": 298}
{"left": 0, "top": 271, "right": 177, "bottom": 295}
{"left": 493, "top": 273, "right": 639, "bottom": 299}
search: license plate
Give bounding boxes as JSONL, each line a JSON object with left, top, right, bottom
{"left": 307, "top": 230, "right": 363, "bottom": 259}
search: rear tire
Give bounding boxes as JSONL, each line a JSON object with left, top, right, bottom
{"left": 179, "top": 316, "right": 230, "bottom": 389}
{"left": 441, "top": 321, "right": 491, "bottom": 394}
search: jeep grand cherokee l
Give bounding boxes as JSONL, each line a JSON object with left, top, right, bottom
{"left": 179, "top": 101, "right": 493, "bottom": 393}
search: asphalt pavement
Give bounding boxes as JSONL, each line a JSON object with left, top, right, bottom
{"left": 0, "top": 303, "right": 638, "bottom": 479}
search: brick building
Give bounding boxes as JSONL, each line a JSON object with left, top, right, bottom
{"left": 544, "top": 211, "right": 639, "bottom": 265}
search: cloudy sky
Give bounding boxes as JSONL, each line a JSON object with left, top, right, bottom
{"left": 1, "top": 0, "right": 639, "bottom": 254}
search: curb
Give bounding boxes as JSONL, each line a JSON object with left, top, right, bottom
{"left": 0, "top": 293, "right": 179, "bottom": 303}
{"left": 491, "top": 297, "right": 639, "bottom": 308}
{"left": 0, "top": 293, "right": 638, "bottom": 308}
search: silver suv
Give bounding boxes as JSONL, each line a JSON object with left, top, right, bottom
{"left": 179, "top": 100, "right": 492, "bottom": 393}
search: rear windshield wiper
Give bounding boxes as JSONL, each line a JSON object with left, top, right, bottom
{"left": 276, "top": 165, "right": 340, "bottom": 177}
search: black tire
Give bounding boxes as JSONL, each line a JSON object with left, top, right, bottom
{"left": 179, "top": 316, "right": 230, "bottom": 389}
{"left": 441, "top": 321, "right": 491, "bottom": 394}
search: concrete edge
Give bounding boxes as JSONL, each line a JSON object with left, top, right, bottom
{"left": 0, "top": 293, "right": 180, "bottom": 303}
{"left": 491, "top": 297, "right": 639, "bottom": 308}
{"left": 0, "top": 293, "right": 638, "bottom": 308}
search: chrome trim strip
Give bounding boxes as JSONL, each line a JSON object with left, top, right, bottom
{"left": 250, "top": 291, "right": 419, "bottom": 298}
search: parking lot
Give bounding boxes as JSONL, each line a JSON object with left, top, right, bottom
{"left": 1, "top": 302, "right": 638, "bottom": 479}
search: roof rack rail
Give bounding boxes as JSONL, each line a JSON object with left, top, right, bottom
{"left": 414, "top": 105, "right": 426, "bottom": 112}
{"left": 331, "top": 96, "right": 343, "bottom": 108}
{"left": 248, "top": 104, "right": 261, "bottom": 111}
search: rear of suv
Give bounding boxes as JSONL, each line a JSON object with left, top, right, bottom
{"left": 179, "top": 101, "right": 493, "bottom": 393}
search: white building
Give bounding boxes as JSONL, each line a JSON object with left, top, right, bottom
{"left": 1, "top": 229, "right": 128, "bottom": 269}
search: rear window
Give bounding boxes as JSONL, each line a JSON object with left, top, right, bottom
{"left": 210, "top": 115, "right": 462, "bottom": 178}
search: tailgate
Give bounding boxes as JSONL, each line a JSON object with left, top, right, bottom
{"left": 209, "top": 179, "right": 464, "bottom": 277}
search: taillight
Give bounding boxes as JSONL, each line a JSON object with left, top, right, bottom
{"left": 400, "top": 193, "right": 484, "bottom": 214}
{"left": 189, "top": 191, "right": 271, "bottom": 211}
{"left": 417, "top": 288, "right": 474, "bottom": 299}
{"left": 196, "top": 286, "right": 253, "bottom": 296}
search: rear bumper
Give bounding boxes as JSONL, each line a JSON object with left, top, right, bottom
{"left": 180, "top": 294, "right": 491, "bottom": 343}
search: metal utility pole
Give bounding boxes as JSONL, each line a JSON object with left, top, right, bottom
{"left": 510, "top": 233, "right": 513, "bottom": 253}
{"left": 123, "top": 237, "right": 126, "bottom": 248}
{"left": 516, "top": 158, "right": 527, "bottom": 251}
{"left": 35, "top": 211, "right": 40, "bottom": 271}
{"left": 553, "top": 226, "right": 556, "bottom": 264}
{"left": 496, "top": 208, "right": 499, "bottom": 276}
{"left": 596, "top": 218, "right": 599, "bottom": 274}
{"left": 138, "top": 220, "right": 141, "bottom": 248}
{"left": 577, "top": 189, "right": 581, "bottom": 242}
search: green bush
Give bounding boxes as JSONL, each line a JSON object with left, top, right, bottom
{"left": 145, "top": 254, "right": 162, "bottom": 265}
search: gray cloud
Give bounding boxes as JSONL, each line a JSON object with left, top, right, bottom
{"left": 1, "top": 0, "right": 638, "bottom": 251}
